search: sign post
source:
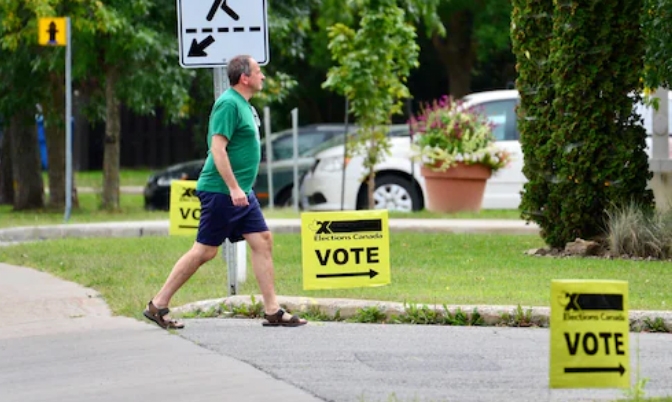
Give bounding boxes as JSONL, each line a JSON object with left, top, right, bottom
{"left": 213, "top": 67, "right": 244, "bottom": 295}
{"left": 550, "top": 280, "right": 630, "bottom": 389}
{"left": 38, "top": 17, "right": 73, "bottom": 222}
{"left": 291, "top": 108, "right": 299, "bottom": 211}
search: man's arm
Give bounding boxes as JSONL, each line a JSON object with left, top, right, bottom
{"left": 211, "top": 134, "right": 249, "bottom": 206}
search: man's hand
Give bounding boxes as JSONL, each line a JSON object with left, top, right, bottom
{"left": 230, "top": 187, "right": 249, "bottom": 206}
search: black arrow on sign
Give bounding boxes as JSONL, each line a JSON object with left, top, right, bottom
{"left": 564, "top": 364, "right": 626, "bottom": 376}
{"left": 188, "top": 36, "right": 215, "bottom": 57}
{"left": 206, "top": 0, "right": 240, "bottom": 21}
{"left": 316, "top": 269, "right": 379, "bottom": 279}
{"left": 47, "top": 21, "right": 58, "bottom": 44}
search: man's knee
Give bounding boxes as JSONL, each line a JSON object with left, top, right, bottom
{"left": 259, "top": 231, "right": 272, "bottom": 244}
{"left": 247, "top": 231, "right": 273, "bottom": 253}
{"left": 190, "top": 243, "right": 218, "bottom": 263}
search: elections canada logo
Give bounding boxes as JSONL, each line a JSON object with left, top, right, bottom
{"left": 179, "top": 187, "right": 199, "bottom": 202}
{"left": 308, "top": 219, "right": 384, "bottom": 241}
{"left": 557, "top": 292, "right": 625, "bottom": 322}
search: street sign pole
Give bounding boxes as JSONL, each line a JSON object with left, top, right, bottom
{"left": 213, "top": 67, "right": 247, "bottom": 295}
{"left": 64, "top": 16, "right": 73, "bottom": 222}
{"left": 264, "top": 106, "right": 274, "bottom": 209}
{"left": 291, "top": 108, "right": 299, "bottom": 211}
{"left": 39, "top": 16, "right": 72, "bottom": 221}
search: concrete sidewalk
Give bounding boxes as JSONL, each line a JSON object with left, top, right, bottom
{"left": 0, "top": 262, "right": 322, "bottom": 402}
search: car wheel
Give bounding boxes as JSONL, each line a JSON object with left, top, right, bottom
{"left": 357, "top": 175, "right": 421, "bottom": 212}
{"left": 275, "top": 187, "right": 299, "bottom": 208}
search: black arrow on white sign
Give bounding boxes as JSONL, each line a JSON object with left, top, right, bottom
{"left": 188, "top": 36, "right": 215, "bottom": 57}
{"left": 564, "top": 364, "right": 626, "bottom": 376}
{"left": 207, "top": 0, "right": 240, "bottom": 21}
{"left": 316, "top": 269, "right": 379, "bottom": 279}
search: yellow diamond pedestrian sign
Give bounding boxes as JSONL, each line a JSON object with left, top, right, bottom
{"left": 38, "top": 17, "right": 67, "bottom": 46}
{"left": 550, "top": 280, "right": 630, "bottom": 389}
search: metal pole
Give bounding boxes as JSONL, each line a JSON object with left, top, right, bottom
{"left": 64, "top": 17, "right": 73, "bottom": 222}
{"left": 213, "top": 67, "right": 240, "bottom": 296}
{"left": 291, "top": 108, "right": 299, "bottom": 211}
{"left": 406, "top": 98, "right": 417, "bottom": 212}
{"left": 340, "top": 98, "right": 349, "bottom": 211}
{"left": 264, "top": 106, "right": 274, "bottom": 209}
{"left": 652, "top": 88, "right": 669, "bottom": 160}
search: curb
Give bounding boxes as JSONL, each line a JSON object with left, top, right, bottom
{"left": 172, "top": 295, "right": 672, "bottom": 332}
{"left": 0, "top": 219, "right": 539, "bottom": 242}
{"left": 0, "top": 221, "right": 168, "bottom": 242}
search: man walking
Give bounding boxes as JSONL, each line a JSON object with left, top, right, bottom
{"left": 143, "top": 55, "right": 307, "bottom": 329}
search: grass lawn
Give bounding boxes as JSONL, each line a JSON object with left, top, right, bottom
{"left": 42, "top": 169, "right": 154, "bottom": 188}
{"left": 1, "top": 233, "right": 670, "bottom": 321}
{"left": 0, "top": 194, "right": 168, "bottom": 228}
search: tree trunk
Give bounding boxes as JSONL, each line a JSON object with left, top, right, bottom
{"left": 9, "top": 111, "right": 44, "bottom": 210}
{"left": 102, "top": 67, "right": 121, "bottom": 210}
{"left": 45, "top": 76, "right": 66, "bottom": 209}
{"left": 45, "top": 73, "right": 79, "bottom": 210}
{"left": 432, "top": 10, "right": 475, "bottom": 98}
{"left": 0, "top": 125, "right": 14, "bottom": 205}
{"left": 367, "top": 139, "right": 377, "bottom": 209}
{"left": 47, "top": 122, "right": 80, "bottom": 210}
{"left": 367, "top": 172, "right": 375, "bottom": 210}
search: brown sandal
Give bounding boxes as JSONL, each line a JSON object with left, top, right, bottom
{"left": 262, "top": 308, "right": 307, "bottom": 327}
{"left": 143, "top": 301, "right": 185, "bottom": 329}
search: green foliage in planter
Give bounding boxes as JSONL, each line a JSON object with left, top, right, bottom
{"left": 409, "top": 96, "right": 511, "bottom": 172}
{"left": 511, "top": 0, "right": 556, "bottom": 242}
{"left": 513, "top": 0, "right": 654, "bottom": 248}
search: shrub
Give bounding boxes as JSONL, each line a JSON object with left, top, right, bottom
{"left": 606, "top": 203, "right": 672, "bottom": 259}
{"left": 513, "top": 0, "right": 654, "bottom": 248}
{"left": 511, "top": 0, "right": 555, "bottom": 239}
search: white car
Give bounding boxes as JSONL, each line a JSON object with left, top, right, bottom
{"left": 300, "top": 90, "right": 672, "bottom": 212}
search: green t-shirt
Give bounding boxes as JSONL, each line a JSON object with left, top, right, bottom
{"left": 196, "top": 88, "right": 261, "bottom": 195}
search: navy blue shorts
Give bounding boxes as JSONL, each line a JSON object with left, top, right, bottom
{"left": 195, "top": 190, "right": 269, "bottom": 246}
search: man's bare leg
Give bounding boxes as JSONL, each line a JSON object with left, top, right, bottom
{"left": 244, "top": 231, "right": 307, "bottom": 324}
{"left": 152, "top": 242, "right": 219, "bottom": 308}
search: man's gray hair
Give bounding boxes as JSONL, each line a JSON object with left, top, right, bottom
{"left": 227, "top": 55, "right": 253, "bottom": 85}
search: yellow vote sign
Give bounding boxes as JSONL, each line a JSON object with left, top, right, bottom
{"left": 38, "top": 17, "right": 66, "bottom": 46}
{"left": 301, "top": 210, "right": 391, "bottom": 290}
{"left": 169, "top": 180, "right": 200, "bottom": 235}
{"left": 550, "top": 280, "right": 630, "bottom": 389}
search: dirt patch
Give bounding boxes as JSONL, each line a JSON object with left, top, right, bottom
{"left": 525, "top": 238, "right": 669, "bottom": 261}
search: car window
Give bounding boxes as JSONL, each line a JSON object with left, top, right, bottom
{"left": 477, "top": 100, "right": 518, "bottom": 141}
{"left": 305, "top": 133, "right": 349, "bottom": 156}
{"left": 271, "top": 131, "right": 341, "bottom": 160}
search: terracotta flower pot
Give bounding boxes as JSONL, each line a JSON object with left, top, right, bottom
{"left": 420, "top": 162, "right": 492, "bottom": 213}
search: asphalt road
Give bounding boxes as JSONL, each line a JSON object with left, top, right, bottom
{"left": 179, "top": 318, "right": 672, "bottom": 402}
